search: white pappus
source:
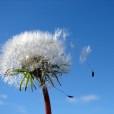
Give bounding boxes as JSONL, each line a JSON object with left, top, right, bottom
{"left": 0, "top": 29, "right": 71, "bottom": 88}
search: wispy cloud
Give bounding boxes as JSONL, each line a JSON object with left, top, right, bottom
{"left": 66, "top": 94, "right": 99, "bottom": 103}
{"left": 0, "top": 94, "right": 8, "bottom": 106}
{"left": 0, "top": 94, "right": 8, "bottom": 99}
{"left": 80, "top": 95, "right": 99, "bottom": 102}
{"left": 0, "top": 94, "right": 27, "bottom": 114}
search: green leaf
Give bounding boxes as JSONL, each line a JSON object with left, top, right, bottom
{"left": 52, "top": 72, "right": 61, "bottom": 86}
{"left": 13, "top": 69, "right": 28, "bottom": 72}
{"left": 8, "top": 68, "right": 28, "bottom": 76}
{"left": 54, "top": 75, "right": 61, "bottom": 86}
{"left": 25, "top": 73, "right": 30, "bottom": 91}
{"left": 60, "top": 63, "right": 70, "bottom": 66}
{"left": 52, "top": 70, "right": 62, "bottom": 76}
{"left": 46, "top": 74, "right": 55, "bottom": 87}
{"left": 52, "top": 64, "right": 61, "bottom": 70}
{"left": 19, "top": 72, "right": 27, "bottom": 91}
{"left": 30, "top": 74, "right": 34, "bottom": 92}
{"left": 9, "top": 72, "right": 21, "bottom": 76}
{"left": 33, "top": 84, "right": 37, "bottom": 90}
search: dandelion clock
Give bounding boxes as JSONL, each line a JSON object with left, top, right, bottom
{"left": 0, "top": 29, "right": 71, "bottom": 114}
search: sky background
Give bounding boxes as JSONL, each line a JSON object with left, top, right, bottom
{"left": 0, "top": 0, "right": 114, "bottom": 114}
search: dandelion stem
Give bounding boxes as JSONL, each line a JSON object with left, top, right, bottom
{"left": 42, "top": 86, "right": 51, "bottom": 114}
{"left": 38, "top": 69, "right": 51, "bottom": 114}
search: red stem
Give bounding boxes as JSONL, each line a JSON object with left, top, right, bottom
{"left": 42, "top": 86, "right": 51, "bottom": 114}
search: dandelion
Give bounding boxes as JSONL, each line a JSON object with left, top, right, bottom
{"left": 0, "top": 29, "right": 70, "bottom": 114}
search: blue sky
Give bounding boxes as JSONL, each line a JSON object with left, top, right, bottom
{"left": 0, "top": 0, "right": 114, "bottom": 114}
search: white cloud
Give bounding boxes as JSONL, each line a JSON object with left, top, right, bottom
{"left": 80, "top": 95, "right": 99, "bottom": 102}
{"left": 0, "top": 94, "right": 8, "bottom": 99}
{"left": 66, "top": 95, "right": 99, "bottom": 103}
{"left": 0, "top": 94, "right": 8, "bottom": 106}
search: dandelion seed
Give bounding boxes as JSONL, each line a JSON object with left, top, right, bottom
{"left": 80, "top": 45, "right": 94, "bottom": 77}
{"left": 70, "top": 42, "right": 74, "bottom": 48}
{"left": 80, "top": 45, "right": 92, "bottom": 63}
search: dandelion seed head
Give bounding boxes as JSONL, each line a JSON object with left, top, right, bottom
{"left": 0, "top": 29, "right": 70, "bottom": 87}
